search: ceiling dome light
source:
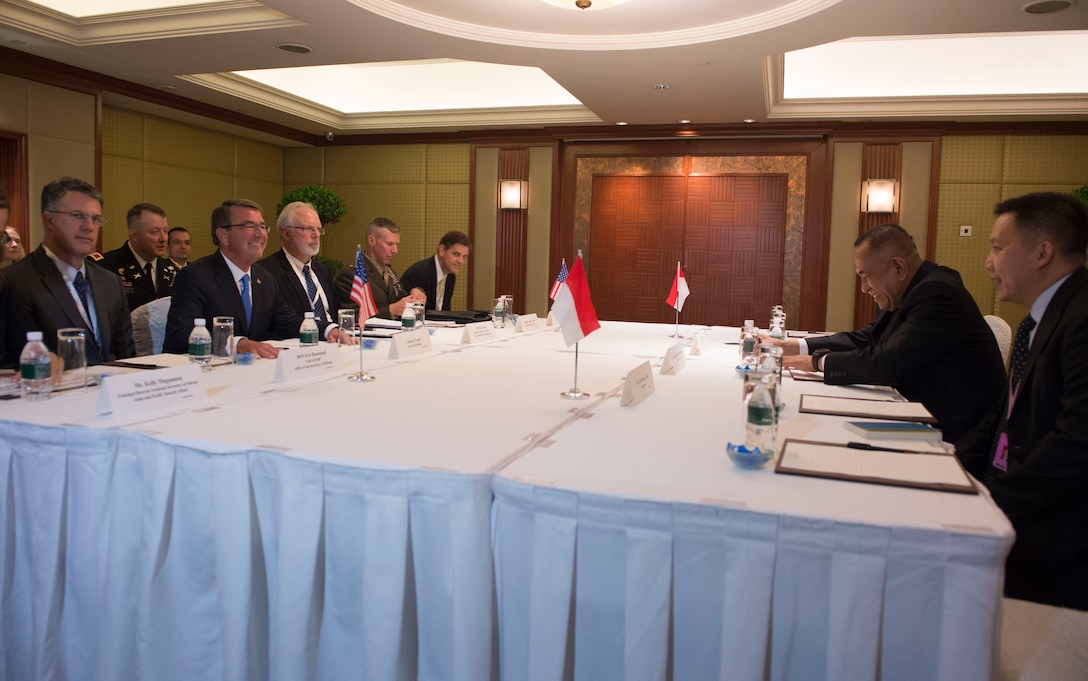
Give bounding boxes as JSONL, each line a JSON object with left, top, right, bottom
{"left": 615, "top": 121, "right": 629, "bottom": 126}
{"left": 1021, "top": 0, "right": 1075, "bottom": 12}
{"left": 541, "top": 0, "right": 631, "bottom": 11}
{"left": 678, "top": 119, "right": 691, "bottom": 124}
{"left": 277, "top": 43, "right": 313, "bottom": 55}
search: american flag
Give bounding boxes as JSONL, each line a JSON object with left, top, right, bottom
{"left": 549, "top": 258, "right": 569, "bottom": 300}
{"left": 350, "top": 246, "right": 379, "bottom": 319}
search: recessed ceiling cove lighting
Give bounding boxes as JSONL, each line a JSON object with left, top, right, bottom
{"left": 277, "top": 43, "right": 313, "bottom": 55}
{"left": 742, "top": 119, "right": 756, "bottom": 123}
{"left": 615, "top": 121, "right": 629, "bottom": 126}
{"left": 678, "top": 119, "right": 691, "bottom": 124}
{"left": 1021, "top": 0, "right": 1075, "bottom": 13}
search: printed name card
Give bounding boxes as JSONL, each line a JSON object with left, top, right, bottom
{"left": 620, "top": 360, "right": 655, "bottom": 407}
{"left": 660, "top": 341, "right": 687, "bottom": 375}
{"left": 273, "top": 346, "right": 338, "bottom": 383}
{"left": 547, "top": 311, "right": 557, "bottom": 327}
{"left": 461, "top": 321, "right": 497, "bottom": 344}
{"left": 389, "top": 326, "right": 433, "bottom": 359}
{"left": 96, "top": 363, "right": 205, "bottom": 416}
{"left": 689, "top": 329, "right": 707, "bottom": 356}
{"left": 515, "top": 313, "right": 541, "bottom": 333}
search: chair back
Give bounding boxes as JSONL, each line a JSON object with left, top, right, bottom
{"left": 985, "top": 314, "right": 1012, "bottom": 365}
{"left": 130, "top": 297, "right": 172, "bottom": 356}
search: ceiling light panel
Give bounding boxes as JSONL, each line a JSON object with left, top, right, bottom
{"left": 26, "top": 0, "right": 225, "bottom": 18}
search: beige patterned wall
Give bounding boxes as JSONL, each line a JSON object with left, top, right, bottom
{"left": 102, "top": 106, "right": 284, "bottom": 261}
{"left": 285, "top": 144, "right": 470, "bottom": 310}
{"left": 936, "top": 135, "right": 1088, "bottom": 326}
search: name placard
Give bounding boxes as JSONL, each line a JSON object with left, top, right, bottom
{"left": 96, "top": 363, "right": 205, "bottom": 416}
{"left": 515, "top": 313, "right": 541, "bottom": 333}
{"left": 547, "top": 311, "right": 557, "bottom": 327}
{"left": 660, "top": 341, "right": 687, "bottom": 375}
{"left": 461, "top": 321, "right": 497, "bottom": 344}
{"left": 273, "top": 346, "right": 338, "bottom": 383}
{"left": 620, "top": 360, "right": 655, "bottom": 407}
{"left": 389, "top": 326, "right": 433, "bottom": 359}
{"left": 689, "top": 329, "right": 707, "bottom": 356}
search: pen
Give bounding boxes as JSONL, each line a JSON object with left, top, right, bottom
{"left": 846, "top": 441, "right": 917, "bottom": 454}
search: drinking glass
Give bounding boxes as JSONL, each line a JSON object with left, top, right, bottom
{"left": 57, "top": 327, "right": 87, "bottom": 391}
{"left": 212, "top": 316, "right": 234, "bottom": 364}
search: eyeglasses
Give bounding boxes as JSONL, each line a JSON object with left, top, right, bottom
{"left": 224, "top": 222, "right": 270, "bottom": 234}
{"left": 284, "top": 225, "right": 326, "bottom": 236}
{"left": 49, "top": 210, "right": 107, "bottom": 227}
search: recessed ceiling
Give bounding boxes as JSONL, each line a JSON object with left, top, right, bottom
{"left": 26, "top": 0, "right": 224, "bottom": 17}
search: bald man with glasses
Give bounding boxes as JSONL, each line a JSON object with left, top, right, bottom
{"left": 258, "top": 201, "right": 341, "bottom": 324}
{"left": 164, "top": 198, "right": 349, "bottom": 359}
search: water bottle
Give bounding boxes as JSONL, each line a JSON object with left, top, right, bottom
{"left": 745, "top": 371, "right": 777, "bottom": 456}
{"left": 300, "top": 311, "right": 320, "bottom": 345}
{"left": 188, "top": 318, "right": 212, "bottom": 371}
{"left": 401, "top": 304, "right": 416, "bottom": 329}
{"left": 19, "top": 331, "right": 52, "bottom": 401}
{"left": 740, "top": 319, "right": 758, "bottom": 368}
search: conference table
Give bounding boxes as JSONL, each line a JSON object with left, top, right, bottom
{"left": 0, "top": 320, "right": 1013, "bottom": 681}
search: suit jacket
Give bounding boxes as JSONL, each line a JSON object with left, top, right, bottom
{"left": 958, "top": 267, "right": 1088, "bottom": 611}
{"left": 96, "top": 242, "right": 178, "bottom": 311}
{"left": 334, "top": 255, "right": 407, "bottom": 319}
{"left": 0, "top": 245, "right": 135, "bottom": 367}
{"left": 812, "top": 260, "right": 1006, "bottom": 447}
{"left": 400, "top": 255, "right": 455, "bottom": 311}
{"left": 163, "top": 250, "right": 328, "bottom": 354}
{"left": 257, "top": 250, "right": 340, "bottom": 322}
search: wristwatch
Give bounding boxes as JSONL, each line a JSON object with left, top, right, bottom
{"left": 812, "top": 348, "right": 830, "bottom": 372}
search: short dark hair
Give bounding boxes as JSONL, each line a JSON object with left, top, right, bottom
{"left": 41, "top": 177, "right": 103, "bottom": 214}
{"left": 168, "top": 226, "right": 190, "bottom": 240}
{"left": 438, "top": 230, "right": 470, "bottom": 249}
{"left": 126, "top": 202, "right": 166, "bottom": 230}
{"left": 995, "top": 192, "right": 1088, "bottom": 257}
{"left": 367, "top": 217, "right": 399, "bottom": 237}
{"left": 854, "top": 223, "right": 918, "bottom": 258}
{"left": 211, "top": 198, "right": 263, "bottom": 246}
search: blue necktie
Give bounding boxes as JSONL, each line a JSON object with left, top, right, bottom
{"left": 302, "top": 264, "right": 327, "bottom": 322}
{"left": 240, "top": 273, "right": 252, "bottom": 328}
{"left": 73, "top": 270, "right": 97, "bottom": 342}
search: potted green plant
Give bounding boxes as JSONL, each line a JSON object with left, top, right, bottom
{"left": 1073, "top": 185, "right": 1088, "bottom": 208}
{"left": 276, "top": 185, "right": 348, "bottom": 271}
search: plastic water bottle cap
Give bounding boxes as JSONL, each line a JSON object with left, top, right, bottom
{"left": 195, "top": 318, "right": 206, "bottom": 326}
{"left": 27, "top": 331, "right": 43, "bottom": 341}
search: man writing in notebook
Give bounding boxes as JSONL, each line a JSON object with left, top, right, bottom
{"left": 771, "top": 223, "right": 1005, "bottom": 447}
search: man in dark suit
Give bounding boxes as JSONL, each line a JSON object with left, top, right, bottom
{"left": 776, "top": 223, "right": 1005, "bottom": 447}
{"left": 334, "top": 217, "right": 425, "bottom": 320}
{"left": 400, "top": 230, "right": 470, "bottom": 311}
{"left": 957, "top": 192, "right": 1088, "bottom": 611}
{"left": 258, "top": 201, "right": 340, "bottom": 323}
{"left": 164, "top": 198, "right": 347, "bottom": 359}
{"left": 0, "top": 176, "right": 134, "bottom": 367}
{"left": 96, "top": 202, "right": 178, "bottom": 311}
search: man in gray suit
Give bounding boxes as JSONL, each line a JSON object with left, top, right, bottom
{"left": 0, "top": 176, "right": 134, "bottom": 368}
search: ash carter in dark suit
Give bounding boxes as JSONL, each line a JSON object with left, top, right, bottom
{"left": 775, "top": 223, "right": 1005, "bottom": 447}
{"left": 334, "top": 217, "right": 425, "bottom": 319}
{"left": 957, "top": 193, "right": 1088, "bottom": 611}
{"left": 257, "top": 201, "right": 342, "bottom": 325}
{"left": 164, "top": 198, "right": 349, "bottom": 359}
{"left": 400, "top": 230, "right": 470, "bottom": 311}
{"left": 0, "top": 176, "right": 134, "bottom": 367}
{"left": 95, "top": 202, "right": 178, "bottom": 311}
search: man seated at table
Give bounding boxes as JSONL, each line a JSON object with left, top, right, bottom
{"left": 772, "top": 223, "right": 1005, "bottom": 447}
{"left": 0, "top": 176, "right": 134, "bottom": 368}
{"left": 400, "top": 230, "right": 470, "bottom": 311}
{"left": 334, "top": 217, "right": 424, "bottom": 320}
{"left": 96, "top": 202, "right": 178, "bottom": 311}
{"left": 164, "top": 198, "right": 347, "bottom": 359}
{"left": 956, "top": 192, "right": 1088, "bottom": 611}
{"left": 168, "top": 226, "right": 192, "bottom": 268}
{"left": 258, "top": 201, "right": 341, "bottom": 324}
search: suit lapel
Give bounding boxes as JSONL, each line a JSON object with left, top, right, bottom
{"left": 84, "top": 265, "right": 112, "bottom": 357}
{"left": 277, "top": 251, "right": 309, "bottom": 314}
{"left": 1017, "top": 268, "right": 1088, "bottom": 408}
{"left": 31, "top": 249, "right": 97, "bottom": 341}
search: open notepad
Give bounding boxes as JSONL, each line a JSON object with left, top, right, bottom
{"left": 775, "top": 439, "right": 977, "bottom": 494}
{"left": 798, "top": 394, "right": 937, "bottom": 422}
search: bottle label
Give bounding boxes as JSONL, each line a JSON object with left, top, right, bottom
{"left": 747, "top": 404, "right": 775, "bottom": 426}
{"left": 300, "top": 331, "right": 318, "bottom": 344}
{"left": 742, "top": 339, "right": 756, "bottom": 354}
{"left": 21, "top": 362, "right": 50, "bottom": 380}
{"left": 189, "top": 342, "right": 211, "bottom": 356}
{"left": 402, "top": 319, "right": 415, "bottom": 329}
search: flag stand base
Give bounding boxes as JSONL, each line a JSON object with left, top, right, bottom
{"left": 347, "top": 372, "right": 376, "bottom": 383}
{"left": 560, "top": 388, "right": 590, "bottom": 400}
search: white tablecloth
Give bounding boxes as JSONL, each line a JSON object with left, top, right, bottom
{"left": 0, "top": 321, "right": 1014, "bottom": 681}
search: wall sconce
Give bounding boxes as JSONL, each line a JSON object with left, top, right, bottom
{"left": 861, "top": 179, "right": 898, "bottom": 213}
{"left": 499, "top": 180, "right": 528, "bottom": 210}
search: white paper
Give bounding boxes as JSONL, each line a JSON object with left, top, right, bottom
{"left": 779, "top": 441, "right": 972, "bottom": 489}
{"left": 389, "top": 326, "right": 433, "bottom": 359}
{"left": 515, "top": 313, "right": 540, "bottom": 333}
{"left": 660, "top": 341, "right": 686, "bottom": 375}
{"left": 461, "top": 321, "right": 497, "bottom": 344}
{"left": 620, "top": 361, "right": 655, "bottom": 407}
{"left": 273, "top": 346, "right": 338, "bottom": 383}
{"left": 800, "top": 394, "right": 934, "bottom": 421}
{"left": 96, "top": 364, "right": 205, "bottom": 416}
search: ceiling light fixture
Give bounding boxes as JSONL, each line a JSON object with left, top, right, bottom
{"left": 540, "top": 0, "right": 631, "bottom": 11}
{"left": 653, "top": 84, "right": 671, "bottom": 90}
{"left": 277, "top": 43, "right": 313, "bottom": 55}
{"left": 615, "top": 121, "right": 629, "bottom": 126}
{"left": 743, "top": 118, "right": 756, "bottom": 123}
{"left": 678, "top": 119, "right": 691, "bottom": 124}
{"left": 1021, "top": 0, "right": 1075, "bottom": 13}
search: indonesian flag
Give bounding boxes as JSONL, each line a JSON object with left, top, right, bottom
{"left": 551, "top": 256, "right": 600, "bottom": 347}
{"left": 665, "top": 261, "right": 689, "bottom": 312}
{"left": 349, "top": 246, "right": 379, "bottom": 319}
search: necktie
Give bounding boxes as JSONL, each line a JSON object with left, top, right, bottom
{"left": 73, "top": 270, "right": 99, "bottom": 347}
{"left": 986, "top": 315, "right": 1036, "bottom": 480}
{"left": 387, "top": 267, "right": 405, "bottom": 298}
{"left": 436, "top": 276, "right": 445, "bottom": 311}
{"left": 144, "top": 261, "right": 154, "bottom": 291}
{"left": 302, "top": 264, "right": 327, "bottom": 322}
{"left": 240, "top": 273, "right": 252, "bottom": 328}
